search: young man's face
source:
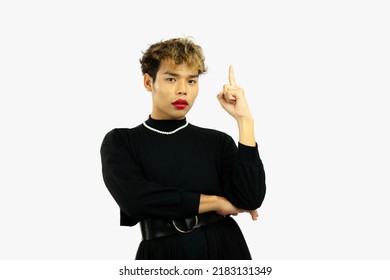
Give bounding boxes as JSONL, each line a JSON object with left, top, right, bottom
{"left": 144, "top": 61, "right": 199, "bottom": 120}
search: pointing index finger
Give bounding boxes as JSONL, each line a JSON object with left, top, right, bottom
{"left": 229, "top": 65, "right": 237, "bottom": 86}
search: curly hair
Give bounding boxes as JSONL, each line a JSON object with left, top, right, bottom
{"left": 140, "top": 37, "right": 207, "bottom": 80}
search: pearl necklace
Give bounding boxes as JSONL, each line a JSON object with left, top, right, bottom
{"left": 143, "top": 121, "right": 189, "bottom": 135}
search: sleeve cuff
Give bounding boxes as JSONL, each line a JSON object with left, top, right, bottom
{"left": 237, "top": 142, "right": 262, "bottom": 165}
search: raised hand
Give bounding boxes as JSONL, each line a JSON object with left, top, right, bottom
{"left": 217, "top": 65, "right": 253, "bottom": 120}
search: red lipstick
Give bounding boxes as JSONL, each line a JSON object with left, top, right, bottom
{"left": 172, "top": 99, "right": 188, "bottom": 109}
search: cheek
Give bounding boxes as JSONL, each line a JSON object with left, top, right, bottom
{"left": 192, "top": 89, "right": 199, "bottom": 100}
{"left": 189, "top": 84, "right": 199, "bottom": 94}
{"left": 152, "top": 88, "right": 171, "bottom": 104}
{"left": 154, "top": 83, "right": 172, "bottom": 95}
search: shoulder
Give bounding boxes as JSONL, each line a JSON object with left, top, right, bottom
{"left": 100, "top": 125, "right": 147, "bottom": 158}
{"left": 101, "top": 124, "right": 144, "bottom": 146}
{"left": 188, "top": 124, "right": 235, "bottom": 145}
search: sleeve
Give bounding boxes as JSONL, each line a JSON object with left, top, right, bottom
{"left": 220, "top": 135, "right": 266, "bottom": 210}
{"left": 100, "top": 129, "right": 200, "bottom": 225}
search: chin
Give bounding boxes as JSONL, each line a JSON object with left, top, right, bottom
{"left": 171, "top": 111, "right": 188, "bottom": 120}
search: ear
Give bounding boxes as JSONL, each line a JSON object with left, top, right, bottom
{"left": 143, "top": 73, "right": 153, "bottom": 92}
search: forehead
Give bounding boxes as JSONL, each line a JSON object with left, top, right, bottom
{"left": 158, "top": 60, "right": 199, "bottom": 76}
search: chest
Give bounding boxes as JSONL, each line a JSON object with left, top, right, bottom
{"left": 137, "top": 133, "right": 222, "bottom": 193}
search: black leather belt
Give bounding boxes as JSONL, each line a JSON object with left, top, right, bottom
{"left": 140, "top": 212, "right": 226, "bottom": 240}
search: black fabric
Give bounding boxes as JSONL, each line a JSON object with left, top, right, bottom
{"left": 100, "top": 116, "right": 266, "bottom": 259}
{"left": 136, "top": 217, "right": 251, "bottom": 260}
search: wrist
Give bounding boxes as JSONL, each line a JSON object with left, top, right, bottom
{"left": 236, "top": 115, "right": 254, "bottom": 125}
{"left": 237, "top": 117, "right": 256, "bottom": 147}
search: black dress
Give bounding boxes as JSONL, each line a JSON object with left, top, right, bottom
{"left": 100, "top": 116, "right": 266, "bottom": 259}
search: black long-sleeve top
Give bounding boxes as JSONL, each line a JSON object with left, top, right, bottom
{"left": 100, "top": 117, "right": 266, "bottom": 227}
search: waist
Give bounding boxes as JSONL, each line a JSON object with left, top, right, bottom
{"left": 140, "top": 212, "right": 226, "bottom": 241}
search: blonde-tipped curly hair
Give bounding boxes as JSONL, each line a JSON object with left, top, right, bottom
{"left": 140, "top": 37, "right": 207, "bottom": 80}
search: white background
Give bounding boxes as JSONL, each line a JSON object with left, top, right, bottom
{"left": 0, "top": 0, "right": 389, "bottom": 260}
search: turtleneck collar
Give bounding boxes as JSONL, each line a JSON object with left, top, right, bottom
{"left": 145, "top": 115, "right": 188, "bottom": 132}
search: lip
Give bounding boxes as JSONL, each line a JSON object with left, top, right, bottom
{"left": 172, "top": 99, "right": 188, "bottom": 109}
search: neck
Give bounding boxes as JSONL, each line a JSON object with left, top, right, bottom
{"left": 150, "top": 111, "right": 187, "bottom": 121}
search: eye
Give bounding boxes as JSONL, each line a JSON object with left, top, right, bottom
{"left": 166, "top": 77, "right": 176, "bottom": 82}
{"left": 188, "top": 79, "right": 197, "bottom": 85}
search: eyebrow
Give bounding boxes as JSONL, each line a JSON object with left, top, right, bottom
{"left": 163, "top": 71, "right": 199, "bottom": 78}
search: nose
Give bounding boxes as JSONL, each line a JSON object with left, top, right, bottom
{"left": 177, "top": 81, "right": 187, "bottom": 95}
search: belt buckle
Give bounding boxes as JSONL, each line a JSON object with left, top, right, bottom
{"left": 172, "top": 215, "right": 199, "bottom": 233}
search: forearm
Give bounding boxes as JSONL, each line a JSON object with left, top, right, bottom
{"left": 236, "top": 116, "right": 256, "bottom": 147}
{"left": 198, "top": 194, "right": 247, "bottom": 215}
{"left": 198, "top": 194, "right": 259, "bottom": 220}
{"left": 219, "top": 128, "right": 266, "bottom": 210}
{"left": 198, "top": 194, "right": 221, "bottom": 214}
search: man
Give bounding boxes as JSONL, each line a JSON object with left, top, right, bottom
{"left": 100, "top": 37, "right": 266, "bottom": 259}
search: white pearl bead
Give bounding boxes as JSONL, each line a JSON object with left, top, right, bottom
{"left": 143, "top": 121, "right": 189, "bottom": 135}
